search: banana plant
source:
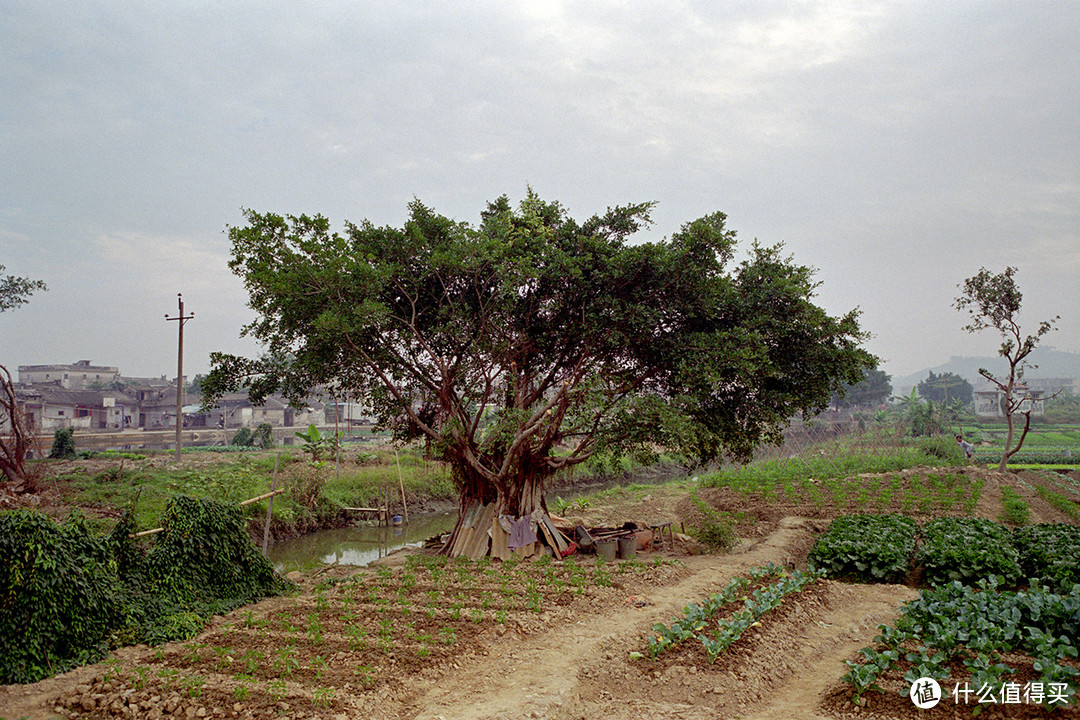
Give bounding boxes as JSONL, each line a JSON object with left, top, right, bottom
{"left": 295, "top": 424, "right": 340, "bottom": 463}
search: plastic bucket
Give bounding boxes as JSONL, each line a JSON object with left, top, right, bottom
{"left": 595, "top": 538, "right": 617, "bottom": 561}
{"left": 617, "top": 536, "right": 637, "bottom": 559}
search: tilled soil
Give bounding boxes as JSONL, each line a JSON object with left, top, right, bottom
{"left": 0, "top": 517, "right": 918, "bottom": 720}
{"left": 2, "top": 467, "right": 1078, "bottom": 720}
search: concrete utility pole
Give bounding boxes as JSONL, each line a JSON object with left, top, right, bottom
{"left": 165, "top": 294, "right": 194, "bottom": 462}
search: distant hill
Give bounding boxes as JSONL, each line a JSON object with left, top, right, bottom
{"left": 893, "top": 347, "right": 1080, "bottom": 397}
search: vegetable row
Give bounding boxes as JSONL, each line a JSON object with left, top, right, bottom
{"left": 643, "top": 563, "right": 824, "bottom": 662}
{"left": 843, "top": 579, "right": 1079, "bottom": 706}
{"left": 808, "top": 514, "right": 1080, "bottom": 591}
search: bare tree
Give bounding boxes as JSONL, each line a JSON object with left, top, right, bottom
{"left": 954, "top": 267, "right": 1058, "bottom": 471}
{"left": 1, "top": 365, "right": 39, "bottom": 492}
{"left": 0, "top": 265, "right": 47, "bottom": 491}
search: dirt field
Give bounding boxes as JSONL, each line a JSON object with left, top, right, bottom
{"left": 1, "top": 468, "right": 1078, "bottom": 720}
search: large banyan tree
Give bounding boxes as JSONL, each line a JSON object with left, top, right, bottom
{"left": 205, "top": 192, "right": 874, "bottom": 556}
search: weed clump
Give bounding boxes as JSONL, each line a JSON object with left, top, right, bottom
{"left": 688, "top": 490, "right": 737, "bottom": 551}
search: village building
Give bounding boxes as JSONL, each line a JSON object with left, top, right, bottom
{"left": 9, "top": 361, "right": 329, "bottom": 433}
{"left": 17, "top": 360, "right": 120, "bottom": 389}
{"left": 973, "top": 382, "right": 1045, "bottom": 419}
{"left": 14, "top": 386, "right": 135, "bottom": 431}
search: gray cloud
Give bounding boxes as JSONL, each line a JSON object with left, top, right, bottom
{"left": 1, "top": 0, "right": 1077, "bottom": 379}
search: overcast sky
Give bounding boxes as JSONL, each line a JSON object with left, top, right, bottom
{"left": 2, "top": 1, "right": 1077, "bottom": 383}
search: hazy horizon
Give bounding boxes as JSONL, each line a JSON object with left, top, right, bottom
{"left": 3, "top": 2, "right": 1077, "bottom": 379}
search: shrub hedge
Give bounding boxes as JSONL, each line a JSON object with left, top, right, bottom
{"left": 0, "top": 510, "right": 119, "bottom": 683}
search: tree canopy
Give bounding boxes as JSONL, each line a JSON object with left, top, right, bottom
{"left": 206, "top": 193, "right": 874, "bottom": 552}
{"left": 0, "top": 265, "right": 47, "bottom": 314}
{"left": 916, "top": 371, "right": 973, "bottom": 406}
{"left": 832, "top": 367, "right": 891, "bottom": 408}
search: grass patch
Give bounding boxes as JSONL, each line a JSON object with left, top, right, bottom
{"left": 41, "top": 447, "right": 459, "bottom": 536}
{"left": 998, "top": 487, "right": 1030, "bottom": 526}
{"left": 701, "top": 444, "right": 964, "bottom": 493}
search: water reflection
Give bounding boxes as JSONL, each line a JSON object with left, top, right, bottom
{"left": 267, "top": 511, "right": 455, "bottom": 571}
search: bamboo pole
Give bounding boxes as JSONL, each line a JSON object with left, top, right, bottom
{"left": 395, "top": 447, "right": 409, "bottom": 524}
{"left": 261, "top": 453, "right": 280, "bottom": 555}
{"left": 238, "top": 486, "right": 287, "bottom": 506}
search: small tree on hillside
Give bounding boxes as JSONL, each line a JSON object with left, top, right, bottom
{"left": 954, "top": 267, "right": 1058, "bottom": 471}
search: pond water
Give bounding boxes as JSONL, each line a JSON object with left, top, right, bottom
{"left": 267, "top": 511, "right": 456, "bottom": 572}
{"left": 266, "top": 468, "right": 688, "bottom": 571}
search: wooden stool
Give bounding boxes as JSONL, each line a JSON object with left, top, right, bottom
{"left": 649, "top": 520, "right": 675, "bottom": 550}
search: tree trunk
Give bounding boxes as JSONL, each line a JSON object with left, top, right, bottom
{"left": 999, "top": 411, "right": 1015, "bottom": 473}
{"left": 1, "top": 369, "right": 38, "bottom": 494}
{"left": 441, "top": 463, "right": 554, "bottom": 558}
{"left": 1000, "top": 410, "right": 1032, "bottom": 473}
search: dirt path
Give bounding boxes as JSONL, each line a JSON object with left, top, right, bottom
{"left": 401, "top": 518, "right": 915, "bottom": 720}
{"left": 738, "top": 582, "right": 916, "bottom": 720}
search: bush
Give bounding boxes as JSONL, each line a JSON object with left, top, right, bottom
{"left": 916, "top": 435, "right": 965, "bottom": 462}
{"left": 229, "top": 423, "right": 274, "bottom": 449}
{"left": 109, "top": 498, "right": 289, "bottom": 648}
{"left": 253, "top": 422, "right": 274, "bottom": 449}
{"left": 48, "top": 427, "right": 77, "bottom": 459}
{"left": 144, "top": 495, "right": 288, "bottom": 607}
{"left": 231, "top": 426, "right": 253, "bottom": 447}
{"left": 694, "top": 518, "right": 737, "bottom": 551}
{"left": 688, "top": 490, "right": 736, "bottom": 551}
{"left": 0, "top": 510, "right": 119, "bottom": 683}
